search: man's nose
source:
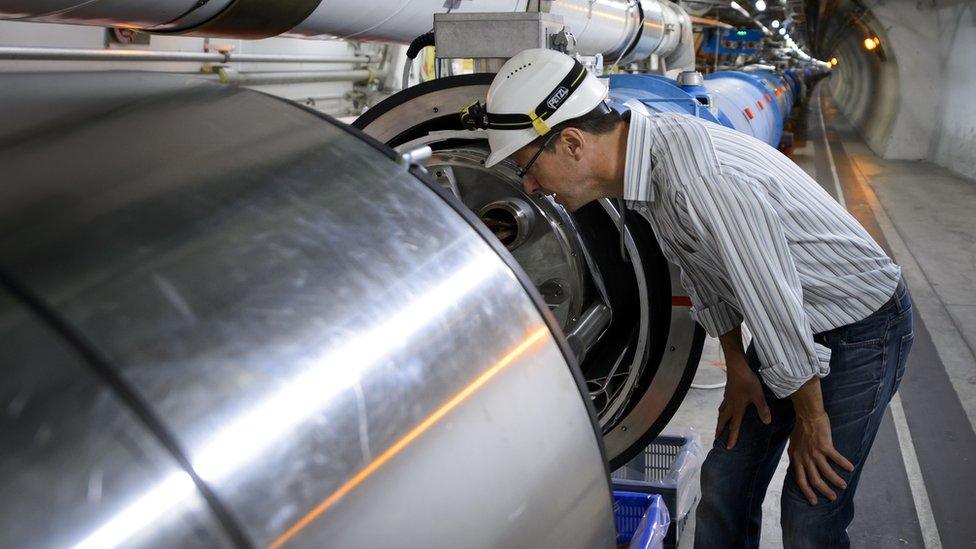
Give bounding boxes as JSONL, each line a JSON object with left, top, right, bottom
{"left": 522, "top": 173, "right": 540, "bottom": 195}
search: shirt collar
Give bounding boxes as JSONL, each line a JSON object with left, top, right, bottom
{"left": 622, "top": 100, "right": 657, "bottom": 205}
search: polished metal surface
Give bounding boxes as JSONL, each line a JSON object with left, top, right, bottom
{"left": 0, "top": 0, "right": 218, "bottom": 27}
{"left": 566, "top": 302, "right": 612, "bottom": 363}
{"left": 0, "top": 287, "right": 234, "bottom": 549}
{"left": 0, "top": 0, "right": 696, "bottom": 72}
{"left": 624, "top": 0, "right": 666, "bottom": 63}
{"left": 353, "top": 76, "right": 704, "bottom": 467}
{"left": 429, "top": 147, "right": 589, "bottom": 329}
{"left": 0, "top": 71, "right": 615, "bottom": 548}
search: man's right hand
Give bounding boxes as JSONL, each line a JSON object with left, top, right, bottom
{"left": 716, "top": 352, "right": 772, "bottom": 449}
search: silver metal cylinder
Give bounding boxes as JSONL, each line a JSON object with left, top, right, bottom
{"left": 0, "top": 71, "right": 616, "bottom": 549}
{"left": 0, "top": 0, "right": 695, "bottom": 69}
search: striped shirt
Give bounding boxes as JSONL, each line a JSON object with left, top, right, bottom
{"left": 622, "top": 100, "right": 901, "bottom": 398}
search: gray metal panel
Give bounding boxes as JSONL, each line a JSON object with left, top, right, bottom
{"left": 0, "top": 286, "right": 233, "bottom": 549}
{"left": 0, "top": 72, "right": 615, "bottom": 548}
{"left": 433, "top": 12, "right": 568, "bottom": 60}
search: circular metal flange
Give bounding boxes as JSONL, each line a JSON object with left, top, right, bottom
{"left": 353, "top": 75, "right": 704, "bottom": 468}
{"left": 477, "top": 198, "right": 535, "bottom": 251}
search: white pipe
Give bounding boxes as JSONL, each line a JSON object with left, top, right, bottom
{"left": 0, "top": 0, "right": 694, "bottom": 69}
{"left": 289, "top": 0, "right": 691, "bottom": 67}
{"left": 0, "top": 46, "right": 371, "bottom": 64}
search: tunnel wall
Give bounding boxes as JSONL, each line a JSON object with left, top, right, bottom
{"left": 931, "top": 1, "right": 976, "bottom": 180}
{"left": 828, "top": 26, "right": 901, "bottom": 157}
{"left": 827, "top": 0, "right": 976, "bottom": 181}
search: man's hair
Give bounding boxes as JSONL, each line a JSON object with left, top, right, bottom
{"left": 531, "top": 105, "right": 625, "bottom": 152}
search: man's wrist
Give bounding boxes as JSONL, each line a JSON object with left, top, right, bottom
{"left": 790, "top": 376, "right": 826, "bottom": 418}
{"left": 724, "top": 351, "right": 751, "bottom": 373}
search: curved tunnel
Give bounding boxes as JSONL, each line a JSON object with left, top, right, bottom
{"left": 807, "top": 0, "right": 976, "bottom": 180}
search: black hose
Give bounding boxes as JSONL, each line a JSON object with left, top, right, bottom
{"left": 406, "top": 31, "right": 435, "bottom": 60}
{"left": 403, "top": 31, "right": 436, "bottom": 90}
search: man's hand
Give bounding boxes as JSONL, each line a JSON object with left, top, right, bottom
{"left": 788, "top": 377, "right": 855, "bottom": 505}
{"left": 716, "top": 326, "right": 772, "bottom": 449}
{"left": 716, "top": 352, "right": 772, "bottom": 449}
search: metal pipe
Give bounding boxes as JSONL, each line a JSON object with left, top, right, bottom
{"left": 0, "top": 46, "right": 370, "bottom": 64}
{"left": 303, "top": 93, "right": 347, "bottom": 101}
{"left": 215, "top": 68, "right": 371, "bottom": 85}
{"left": 0, "top": 0, "right": 694, "bottom": 70}
{"left": 565, "top": 303, "right": 612, "bottom": 363}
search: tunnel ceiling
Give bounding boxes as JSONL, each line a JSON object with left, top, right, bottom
{"left": 681, "top": 0, "right": 905, "bottom": 61}
{"left": 801, "top": 0, "right": 967, "bottom": 58}
{"left": 684, "top": 0, "right": 813, "bottom": 56}
{"left": 803, "top": 0, "right": 874, "bottom": 58}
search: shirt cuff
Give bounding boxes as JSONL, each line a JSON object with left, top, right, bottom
{"left": 690, "top": 301, "right": 743, "bottom": 338}
{"left": 758, "top": 342, "right": 832, "bottom": 399}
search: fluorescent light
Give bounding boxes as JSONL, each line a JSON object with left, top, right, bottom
{"left": 771, "top": 19, "right": 780, "bottom": 28}
{"left": 779, "top": 27, "right": 786, "bottom": 35}
{"left": 755, "top": 0, "right": 767, "bottom": 11}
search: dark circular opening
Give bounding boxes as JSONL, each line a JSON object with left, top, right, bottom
{"left": 481, "top": 206, "right": 519, "bottom": 248}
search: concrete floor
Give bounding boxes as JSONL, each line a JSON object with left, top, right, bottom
{"left": 663, "top": 82, "right": 976, "bottom": 548}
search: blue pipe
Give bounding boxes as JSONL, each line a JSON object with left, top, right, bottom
{"left": 604, "top": 67, "right": 826, "bottom": 149}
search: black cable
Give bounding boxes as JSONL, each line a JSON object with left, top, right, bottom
{"left": 403, "top": 31, "right": 436, "bottom": 90}
{"left": 406, "top": 31, "right": 435, "bottom": 61}
{"left": 611, "top": 1, "right": 646, "bottom": 72}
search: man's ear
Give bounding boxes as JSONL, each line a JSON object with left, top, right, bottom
{"left": 559, "top": 128, "right": 586, "bottom": 161}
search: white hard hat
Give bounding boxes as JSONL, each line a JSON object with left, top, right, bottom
{"left": 475, "top": 49, "right": 609, "bottom": 168}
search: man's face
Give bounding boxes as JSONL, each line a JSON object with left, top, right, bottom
{"left": 509, "top": 131, "right": 597, "bottom": 212}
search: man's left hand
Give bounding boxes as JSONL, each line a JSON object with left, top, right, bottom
{"left": 788, "top": 377, "right": 855, "bottom": 505}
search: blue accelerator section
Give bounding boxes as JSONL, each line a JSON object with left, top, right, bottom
{"left": 604, "top": 67, "right": 827, "bottom": 148}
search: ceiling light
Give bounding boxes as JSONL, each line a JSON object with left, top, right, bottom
{"left": 779, "top": 27, "right": 786, "bottom": 35}
{"left": 830, "top": 57, "right": 838, "bottom": 65}
{"left": 771, "top": 19, "right": 780, "bottom": 28}
{"left": 755, "top": 0, "right": 766, "bottom": 11}
{"left": 729, "top": 1, "right": 752, "bottom": 17}
{"left": 864, "top": 37, "right": 877, "bottom": 50}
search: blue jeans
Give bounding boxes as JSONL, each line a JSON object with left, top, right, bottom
{"left": 694, "top": 279, "right": 914, "bottom": 549}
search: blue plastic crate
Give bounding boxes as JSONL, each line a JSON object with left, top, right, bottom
{"left": 613, "top": 491, "right": 668, "bottom": 547}
{"left": 612, "top": 431, "right": 703, "bottom": 549}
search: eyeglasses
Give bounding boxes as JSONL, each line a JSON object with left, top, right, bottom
{"left": 514, "top": 132, "right": 558, "bottom": 179}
